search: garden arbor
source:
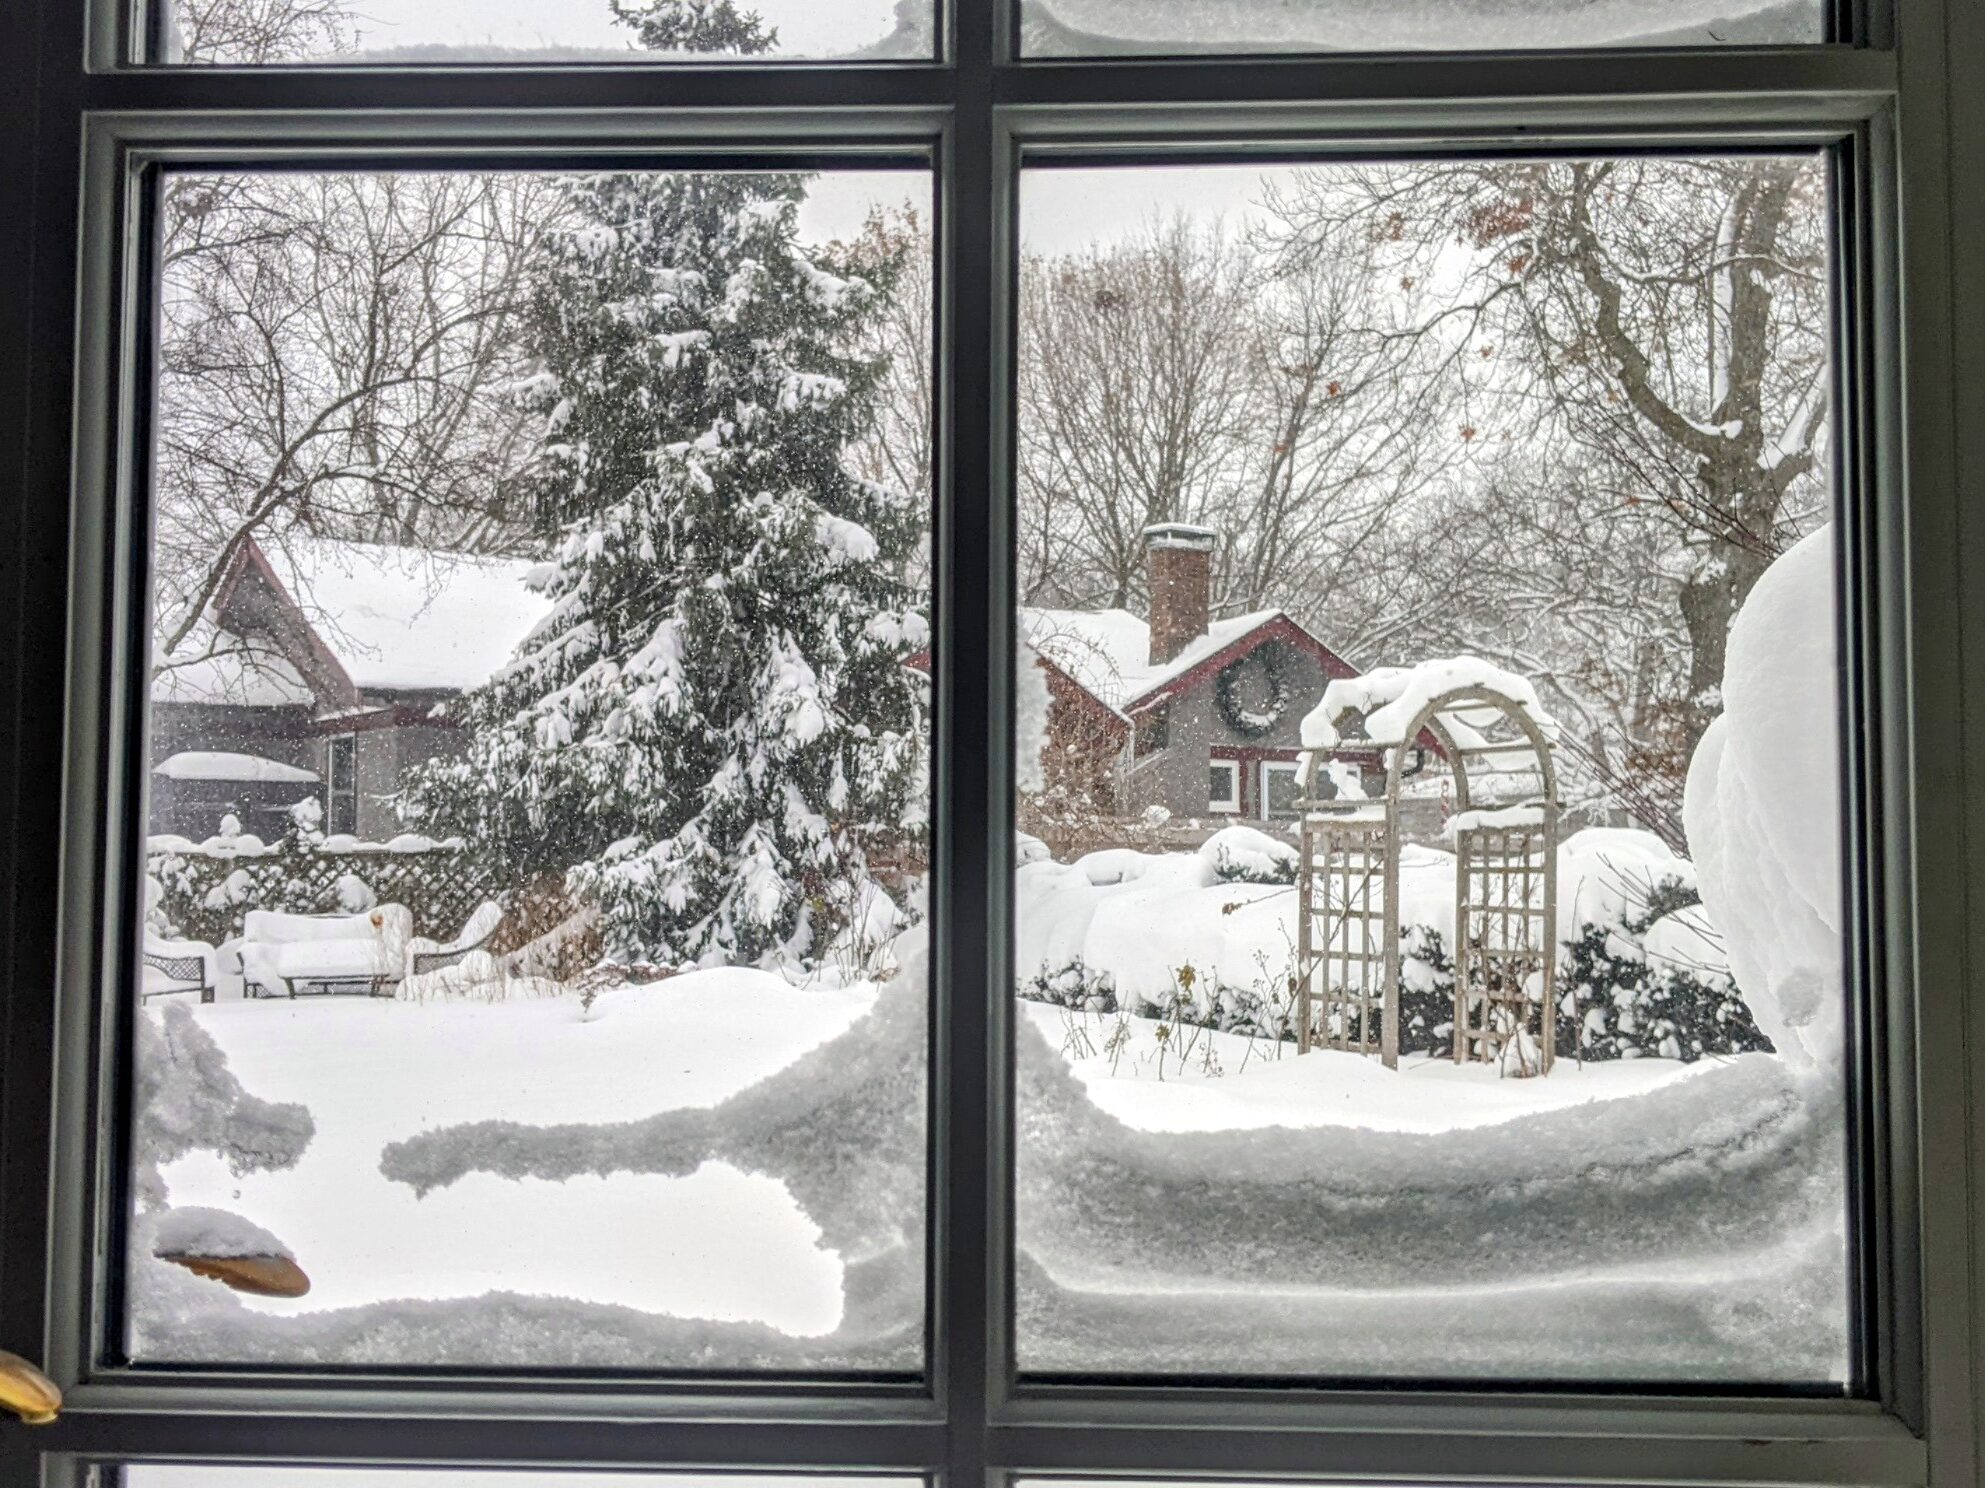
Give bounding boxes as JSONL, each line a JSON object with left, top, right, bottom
{"left": 1296, "top": 659, "right": 1561, "bottom": 1073}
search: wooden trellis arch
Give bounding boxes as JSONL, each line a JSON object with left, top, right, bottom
{"left": 1297, "top": 677, "right": 1560, "bottom": 1073}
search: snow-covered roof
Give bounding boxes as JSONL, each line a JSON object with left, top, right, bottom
{"left": 1020, "top": 606, "right": 1286, "bottom": 709}
{"left": 260, "top": 537, "right": 554, "bottom": 694}
{"left": 153, "top": 751, "right": 320, "bottom": 784}
{"left": 151, "top": 624, "right": 315, "bottom": 709}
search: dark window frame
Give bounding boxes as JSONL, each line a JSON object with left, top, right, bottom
{"left": 0, "top": 0, "right": 1979, "bottom": 1485}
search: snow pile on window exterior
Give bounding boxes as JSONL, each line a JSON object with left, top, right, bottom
{"left": 153, "top": 1206, "right": 295, "bottom": 1261}
{"left": 1684, "top": 526, "right": 1842, "bottom": 1077}
{"left": 1301, "top": 654, "right": 1554, "bottom": 750}
{"left": 129, "top": 957, "right": 925, "bottom": 1369}
{"left": 1022, "top": 0, "right": 1818, "bottom": 53}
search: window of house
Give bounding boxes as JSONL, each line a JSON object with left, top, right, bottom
{"left": 1258, "top": 758, "right": 1301, "bottom": 823}
{"left": 324, "top": 734, "right": 357, "bottom": 837}
{"left": 1207, "top": 759, "right": 1240, "bottom": 813}
{"left": 3, "top": 3, "right": 1975, "bottom": 1488}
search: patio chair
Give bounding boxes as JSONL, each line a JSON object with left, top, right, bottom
{"left": 141, "top": 931, "right": 218, "bottom": 1004}
{"left": 409, "top": 900, "right": 505, "bottom": 978}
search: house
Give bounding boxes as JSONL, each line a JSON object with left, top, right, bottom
{"left": 148, "top": 535, "right": 551, "bottom": 841}
{"left": 1023, "top": 524, "right": 1421, "bottom": 826}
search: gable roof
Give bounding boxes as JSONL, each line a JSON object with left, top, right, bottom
{"left": 1019, "top": 606, "right": 1360, "bottom": 715}
{"left": 234, "top": 535, "right": 551, "bottom": 697}
{"left": 158, "top": 534, "right": 554, "bottom": 708}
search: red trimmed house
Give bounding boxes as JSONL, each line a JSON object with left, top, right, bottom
{"left": 1021, "top": 524, "right": 1426, "bottom": 827}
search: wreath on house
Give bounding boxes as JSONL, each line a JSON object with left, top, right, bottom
{"left": 1214, "top": 647, "right": 1288, "bottom": 738}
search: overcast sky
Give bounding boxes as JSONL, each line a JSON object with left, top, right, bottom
{"left": 342, "top": 0, "right": 902, "bottom": 57}
{"left": 1021, "top": 165, "right": 1274, "bottom": 254}
{"left": 802, "top": 165, "right": 1276, "bottom": 254}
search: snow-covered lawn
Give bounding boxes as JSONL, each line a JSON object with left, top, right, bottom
{"left": 1022, "top": 1000, "right": 1717, "bottom": 1134}
{"left": 150, "top": 971, "right": 875, "bottom": 1337}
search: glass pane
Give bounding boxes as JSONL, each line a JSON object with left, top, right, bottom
{"left": 130, "top": 167, "right": 933, "bottom": 1370}
{"left": 1017, "top": 0, "right": 1821, "bottom": 55}
{"left": 1013, "top": 156, "right": 1849, "bottom": 1383}
{"left": 154, "top": 0, "right": 932, "bottom": 64}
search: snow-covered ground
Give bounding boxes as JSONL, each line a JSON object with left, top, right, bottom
{"left": 141, "top": 972, "right": 876, "bottom": 1344}
{"left": 1023, "top": 1001, "right": 1716, "bottom": 1134}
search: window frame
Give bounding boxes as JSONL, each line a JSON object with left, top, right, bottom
{"left": 0, "top": 0, "right": 1978, "bottom": 1486}
{"left": 1207, "top": 759, "right": 1240, "bottom": 814}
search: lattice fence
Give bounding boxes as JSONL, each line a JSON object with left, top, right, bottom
{"left": 149, "top": 845, "right": 501, "bottom": 943}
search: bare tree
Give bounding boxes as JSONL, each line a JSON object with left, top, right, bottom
{"left": 837, "top": 202, "right": 934, "bottom": 510}
{"left": 154, "top": 172, "right": 563, "bottom": 669}
{"left": 1017, "top": 217, "right": 1258, "bottom": 609}
{"left": 167, "top": 0, "right": 357, "bottom": 63}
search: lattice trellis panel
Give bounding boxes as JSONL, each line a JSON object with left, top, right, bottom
{"left": 1452, "top": 820, "right": 1557, "bottom": 1073}
{"left": 1296, "top": 813, "right": 1394, "bottom": 1062}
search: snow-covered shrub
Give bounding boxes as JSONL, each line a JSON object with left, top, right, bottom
{"left": 1556, "top": 875, "right": 1770, "bottom": 1062}
{"left": 1199, "top": 825, "right": 1299, "bottom": 885}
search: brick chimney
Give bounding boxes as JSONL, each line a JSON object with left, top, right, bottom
{"left": 1144, "top": 523, "right": 1217, "bottom": 666}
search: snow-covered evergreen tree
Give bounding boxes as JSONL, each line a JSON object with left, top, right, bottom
{"left": 406, "top": 167, "right": 928, "bottom": 966}
{"left": 609, "top": 0, "right": 777, "bottom": 52}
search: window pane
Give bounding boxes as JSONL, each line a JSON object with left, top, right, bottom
{"left": 130, "top": 167, "right": 933, "bottom": 1370}
{"left": 1017, "top": 0, "right": 1821, "bottom": 55}
{"left": 154, "top": 0, "right": 933, "bottom": 64}
{"left": 1013, "top": 156, "right": 1850, "bottom": 1383}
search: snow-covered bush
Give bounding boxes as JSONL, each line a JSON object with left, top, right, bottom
{"left": 1555, "top": 875, "right": 1770, "bottom": 1062}
{"left": 1199, "top": 825, "right": 1299, "bottom": 885}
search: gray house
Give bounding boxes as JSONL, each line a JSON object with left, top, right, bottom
{"left": 149, "top": 535, "right": 550, "bottom": 841}
{"left": 1023, "top": 524, "right": 1392, "bottom": 827}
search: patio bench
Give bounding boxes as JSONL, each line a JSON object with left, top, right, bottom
{"left": 240, "top": 905, "right": 413, "bottom": 999}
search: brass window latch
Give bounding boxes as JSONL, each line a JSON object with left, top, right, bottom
{"left": 0, "top": 1352, "right": 60, "bottom": 1425}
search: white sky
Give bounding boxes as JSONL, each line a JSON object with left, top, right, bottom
{"left": 798, "top": 171, "right": 930, "bottom": 247}
{"left": 343, "top": 0, "right": 902, "bottom": 57}
{"left": 1021, "top": 165, "right": 1277, "bottom": 255}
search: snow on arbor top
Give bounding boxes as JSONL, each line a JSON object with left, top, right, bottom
{"left": 265, "top": 537, "right": 554, "bottom": 694}
{"left": 153, "top": 751, "right": 320, "bottom": 785}
{"left": 1021, "top": 606, "right": 1282, "bottom": 709}
{"left": 1301, "top": 655, "right": 1555, "bottom": 750}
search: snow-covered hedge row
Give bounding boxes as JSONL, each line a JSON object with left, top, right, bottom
{"left": 1016, "top": 825, "right": 1770, "bottom": 1063}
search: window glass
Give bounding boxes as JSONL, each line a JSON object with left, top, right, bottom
{"left": 132, "top": 166, "right": 933, "bottom": 1370}
{"left": 1208, "top": 761, "right": 1239, "bottom": 811}
{"left": 1017, "top": 0, "right": 1822, "bottom": 57}
{"left": 153, "top": 0, "right": 933, "bottom": 64}
{"left": 1012, "top": 155, "right": 1850, "bottom": 1383}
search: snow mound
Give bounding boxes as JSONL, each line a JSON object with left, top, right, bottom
{"left": 1198, "top": 825, "right": 1299, "bottom": 884}
{"left": 1683, "top": 527, "right": 1842, "bottom": 1076}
